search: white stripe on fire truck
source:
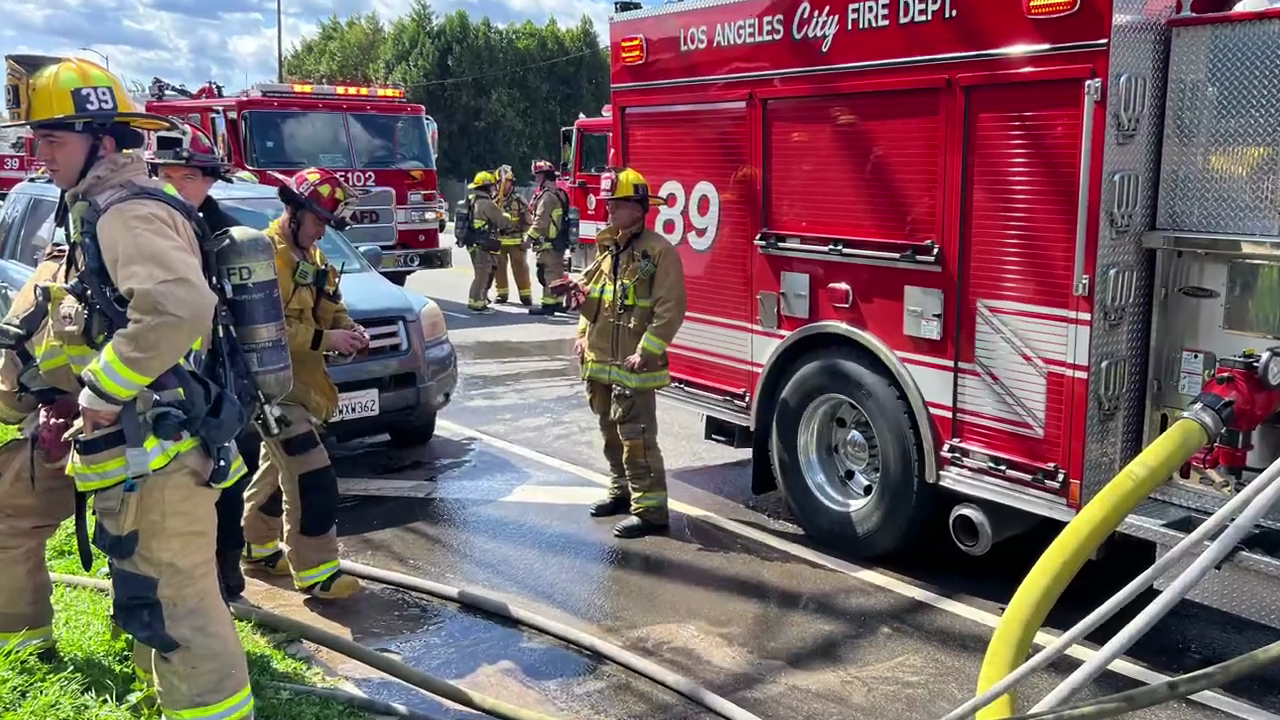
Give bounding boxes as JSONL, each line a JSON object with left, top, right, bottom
{"left": 0, "top": 170, "right": 25, "bottom": 179}
{"left": 579, "top": 220, "right": 605, "bottom": 237}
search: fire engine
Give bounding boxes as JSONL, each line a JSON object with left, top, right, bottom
{"left": 145, "top": 77, "right": 450, "bottom": 284}
{"left": 0, "top": 132, "right": 36, "bottom": 200}
{"left": 559, "top": 106, "right": 615, "bottom": 268}
{"left": 607, "top": 0, "right": 1280, "bottom": 628}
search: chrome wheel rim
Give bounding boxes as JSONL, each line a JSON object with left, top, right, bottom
{"left": 796, "top": 393, "right": 881, "bottom": 512}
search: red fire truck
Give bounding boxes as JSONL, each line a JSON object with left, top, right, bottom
{"left": 610, "top": 0, "right": 1280, "bottom": 626}
{"left": 0, "top": 133, "right": 36, "bottom": 200}
{"left": 146, "top": 78, "right": 450, "bottom": 284}
{"left": 559, "top": 106, "right": 615, "bottom": 268}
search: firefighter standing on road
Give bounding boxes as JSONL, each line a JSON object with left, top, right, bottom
{"left": 492, "top": 164, "right": 533, "bottom": 305}
{"left": 1, "top": 54, "right": 255, "bottom": 718}
{"left": 241, "top": 167, "right": 367, "bottom": 600}
{"left": 458, "top": 171, "right": 513, "bottom": 314}
{"left": 144, "top": 118, "right": 254, "bottom": 601}
{"left": 527, "top": 160, "right": 570, "bottom": 316}
{"left": 576, "top": 167, "right": 687, "bottom": 538}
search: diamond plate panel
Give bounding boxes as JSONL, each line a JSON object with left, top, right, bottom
{"left": 1083, "top": 1, "right": 1177, "bottom": 502}
{"left": 1153, "top": 545, "right": 1280, "bottom": 629}
{"left": 1156, "top": 19, "right": 1280, "bottom": 235}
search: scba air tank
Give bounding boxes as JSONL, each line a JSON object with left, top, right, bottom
{"left": 214, "top": 226, "right": 294, "bottom": 402}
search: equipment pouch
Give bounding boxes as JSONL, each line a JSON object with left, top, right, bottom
{"left": 67, "top": 421, "right": 136, "bottom": 493}
{"left": 53, "top": 293, "right": 87, "bottom": 341}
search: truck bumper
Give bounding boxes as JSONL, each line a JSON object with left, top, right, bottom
{"left": 380, "top": 246, "right": 453, "bottom": 274}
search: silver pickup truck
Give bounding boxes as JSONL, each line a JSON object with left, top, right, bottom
{"left": 0, "top": 177, "right": 457, "bottom": 447}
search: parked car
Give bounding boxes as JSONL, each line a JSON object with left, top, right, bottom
{"left": 0, "top": 176, "right": 456, "bottom": 447}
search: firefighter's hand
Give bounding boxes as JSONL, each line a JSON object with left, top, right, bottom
{"left": 623, "top": 353, "right": 646, "bottom": 372}
{"left": 324, "top": 329, "right": 367, "bottom": 355}
{"left": 573, "top": 336, "right": 587, "bottom": 360}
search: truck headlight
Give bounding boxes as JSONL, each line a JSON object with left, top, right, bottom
{"left": 420, "top": 299, "right": 448, "bottom": 342}
{"left": 409, "top": 191, "right": 426, "bottom": 204}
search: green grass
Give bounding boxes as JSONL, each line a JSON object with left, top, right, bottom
{"left": 0, "top": 425, "right": 370, "bottom": 720}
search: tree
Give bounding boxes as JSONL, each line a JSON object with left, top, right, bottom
{"left": 283, "top": 3, "right": 609, "bottom": 183}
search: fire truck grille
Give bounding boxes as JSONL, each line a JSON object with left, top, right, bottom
{"left": 345, "top": 186, "right": 397, "bottom": 246}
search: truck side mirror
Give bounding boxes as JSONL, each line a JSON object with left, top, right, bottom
{"left": 356, "top": 244, "right": 383, "bottom": 268}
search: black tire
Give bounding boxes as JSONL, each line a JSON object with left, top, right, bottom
{"left": 387, "top": 412, "right": 437, "bottom": 447}
{"left": 770, "top": 351, "right": 930, "bottom": 558}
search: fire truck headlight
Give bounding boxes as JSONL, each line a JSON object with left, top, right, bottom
{"left": 408, "top": 191, "right": 426, "bottom": 204}
{"left": 419, "top": 298, "right": 448, "bottom": 342}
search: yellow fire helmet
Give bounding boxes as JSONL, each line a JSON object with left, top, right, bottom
{"left": 599, "top": 167, "right": 664, "bottom": 207}
{"left": 494, "top": 164, "right": 514, "bottom": 185}
{"left": 468, "top": 170, "right": 497, "bottom": 189}
{"left": 3, "top": 54, "right": 178, "bottom": 133}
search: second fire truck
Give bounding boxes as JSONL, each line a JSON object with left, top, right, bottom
{"left": 604, "top": 0, "right": 1280, "bottom": 629}
{"left": 146, "top": 78, "right": 450, "bottom": 284}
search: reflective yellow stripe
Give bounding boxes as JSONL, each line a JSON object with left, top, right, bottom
{"left": 0, "top": 625, "right": 53, "bottom": 651}
{"left": 640, "top": 331, "right": 668, "bottom": 355}
{"left": 577, "top": 315, "right": 589, "bottom": 337}
{"left": 163, "top": 682, "right": 254, "bottom": 720}
{"left": 633, "top": 492, "right": 667, "bottom": 508}
{"left": 246, "top": 541, "right": 280, "bottom": 559}
{"left": 214, "top": 453, "right": 248, "bottom": 491}
{"left": 70, "top": 434, "right": 201, "bottom": 492}
{"left": 85, "top": 340, "right": 154, "bottom": 402}
{"left": 35, "top": 339, "right": 96, "bottom": 376}
{"left": 294, "top": 560, "right": 340, "bottom": 588}
{"left": 499, "top": 236, "right": 524, "bottom": 245}
{"left": 581, "top": 361, "right": 670, "bottom": 390}
{"left": 587, "top": 283, "right": 650, "bottom": 308}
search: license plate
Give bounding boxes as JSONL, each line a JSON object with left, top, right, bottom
{"left": 333, "top": 388, "right": 380, "bottom": 421}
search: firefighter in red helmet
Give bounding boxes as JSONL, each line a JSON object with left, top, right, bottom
{"left": 144, "top": 118, "right": 254, "bottom": 600}
{"left": 527, "top": 159, "right": 572, "bottom": 315}
{"left": 576, "top": 167, "right": 687, "bottom": 538}
{"left": 240, "top": 167, "right": 367, "bottom": 599}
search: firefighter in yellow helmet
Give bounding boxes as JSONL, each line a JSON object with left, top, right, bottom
{"left": 527, "top": 159, "right": 571, "bottom": 316}
{"left": 491, "top": 164, "right": 533, "bottom": 305}
{"left": 575, "top": 168, "right": 687, "bottom": 538}
{"left": 0, "top": 54, "right": 255, "bottom": 718}
{"left": 456, "top": 171, "right": 514, "bottom": 313}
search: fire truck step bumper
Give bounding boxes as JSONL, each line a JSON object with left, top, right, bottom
{"left": 379, "top": 247, "right": 453, "bottom": 273}
{"left": 1121, "top": 497, "right": 1280, "bottom": 629}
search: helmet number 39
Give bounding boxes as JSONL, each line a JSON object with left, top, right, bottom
{"left": 72, "top": 86, "right": 118, "bottom": 113}
{"left": 655, "top": 180, "right": 720, "bottom": 252}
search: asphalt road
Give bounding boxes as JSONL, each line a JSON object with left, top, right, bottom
{"left": 262, "top": 243, "right": 1280, "bottom": 720}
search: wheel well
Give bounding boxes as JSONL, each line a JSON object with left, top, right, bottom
{"left": 750, "top": 330, "right": 936, "bottom": 495}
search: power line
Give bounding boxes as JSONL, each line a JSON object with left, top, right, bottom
{"left": 401, "top": 44, "right": 609, "bottom": 88}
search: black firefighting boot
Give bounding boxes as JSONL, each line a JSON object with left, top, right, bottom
{"left": 520, "top": 295, "right": 533, "bottom": 307}
{"left": 495, "top": 293, "right": 509, "bottom": 304}
{"left": 528, "top": 302, "right": 563, "bottom": 316}
{"left": 613, "top": 515, "right": 669, "bottom": 539}
{"left": 217, "top": 549, "right": 246, "bottom": 600}
{"left": 589, "top": 494, "right": 630, "bottom": 518}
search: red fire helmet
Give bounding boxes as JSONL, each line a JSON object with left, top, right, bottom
{"left": 275, "top": 167, "right": 359, "bottom": 231}
{"left": 144, "top": 119, "right": 231, "bottom": 174}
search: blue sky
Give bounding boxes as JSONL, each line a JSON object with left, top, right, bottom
{"left": 3, "top": 0, "right": 610, "bottom": 94}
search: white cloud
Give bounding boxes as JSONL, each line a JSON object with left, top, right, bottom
{"left": 2, "top": 0, "right": 612, "bottom": 94}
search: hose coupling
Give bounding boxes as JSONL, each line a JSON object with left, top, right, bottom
{"left": 1178, "top": 402, "right": 1226, "bottom": 442}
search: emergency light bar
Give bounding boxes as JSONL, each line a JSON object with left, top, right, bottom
{"left": 1023, "top": 0, "right": 1080, "bottom": 16}
{"left": 619, "top": 36, "right": 648, "bottom": 65}
{"left": 250, "top": 82, "right": 408, "bottom": 100}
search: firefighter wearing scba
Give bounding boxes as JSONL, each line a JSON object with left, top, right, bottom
{"left": 576, "top": 168, "right": 687, "bottom": 538}
{"left": 241, "top": 167, "right": 367, "bottom": 600}
{"left": 527, "top": 159, "right": 570, "bottom": 316}
{"left": 143, "top": 118, "right": 256, "bottom": 600}
{"left": 0, "top": 54, "right": 256, "bottom": 718}
{"left": 492, "top": 164, "right": 533, "bottom": 305}
{"left": 458, "top": 171, "right": 514, "bottom": 314}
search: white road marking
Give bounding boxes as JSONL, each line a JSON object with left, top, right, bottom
{"left": 436, "top": 418, "right": 1279, "bottom": 720}
{"left": 442, "top": 310, "right": 469, "bottom": 319}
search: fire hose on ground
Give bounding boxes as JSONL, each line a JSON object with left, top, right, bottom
{"left": 944, "top": 350, "right": 1280, "bottom": 720}
{"left": 50, "top": 561, "right": 766, "bottom": 720}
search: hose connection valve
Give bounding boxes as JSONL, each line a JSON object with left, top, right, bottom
{"left": 1180, "top": 348, "right": 1280, "bottom": 474}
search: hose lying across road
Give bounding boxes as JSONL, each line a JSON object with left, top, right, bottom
{"left": 51, "top": 563, "right": 765, "bottom": 720}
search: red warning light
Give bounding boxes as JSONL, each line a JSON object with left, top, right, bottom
{"left": 619, "top": 35, "right": 647, "bottom": 65}
{"left": 1024, "top": 0, "right": 1080, "bottom": 17}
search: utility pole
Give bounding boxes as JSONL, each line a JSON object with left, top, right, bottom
{"left": 276, "top": 0, "right": 284, "bottom": 83}
{"left": 78, "top": 47, "right": 109, "bottom": 70}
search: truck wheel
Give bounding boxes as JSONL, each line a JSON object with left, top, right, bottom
{"left": 770, "top": 352, "right": 929, "bottom": 558}
{"left": 388, "top": 412, "right": 437, "bottom": 447}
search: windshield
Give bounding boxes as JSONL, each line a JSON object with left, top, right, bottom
{"left": 349, "top": 113, "right": 435, "bottom": 170}
{"left": 219, "top": 197, "right": 371, "bottom": 274}
{"left": 244, "top": 110, "right": 436, "bottom": 171}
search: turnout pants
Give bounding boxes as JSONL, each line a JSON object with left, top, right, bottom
{"left": 0, "top": 436, "right": 75, "bottom": 651}
{"left": 535, "top": 247, "right": 566, "bottom": 308}
{"left": 93, "top": 456, "right": 254, "bottom": 719}
{"left": 468, "top": 247, "right": 497, "bottom": 310}
{"left": 494, "top": 242, "right": 532, "bottom": 302}
{"left": 586, "top": 381, "right": 668, "bottom": 523}
{"left": 242, "top": 403, "right": 341, "bottom": 589}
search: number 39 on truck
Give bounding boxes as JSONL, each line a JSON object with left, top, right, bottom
{"left": 603, "top": 0, "right": 1280, "bottom": 629}
{"left": 146, "top": 78, "right": 449, "bottom": 285}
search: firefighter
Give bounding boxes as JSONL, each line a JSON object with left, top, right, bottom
{"left": 1, "top": 54, "right": 255, "bottom": 718}
{"left": 576, "top": 167, "right": 688, "bottom": 538}
{"left": 492, "top": 164, "right": 533, "bottom": 305}
{"left": 527, "top": 159, "right": 570, "bottom": 316}
{"left": 143, "top": 119, "right": 253, "bottom": 601}
{"left": 240, "top": 167, "right": 367, "bottom": 600}
{"left": 458, "top": 171, "right": 513, "bottom": 314}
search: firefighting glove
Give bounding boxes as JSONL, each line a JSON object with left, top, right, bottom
{"left": 550, "top": 278, "right": 586, "bottom": 310}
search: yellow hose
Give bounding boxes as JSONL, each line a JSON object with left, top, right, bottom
{"left": 974, "top": 418, "right": 1210, "bottom": 719}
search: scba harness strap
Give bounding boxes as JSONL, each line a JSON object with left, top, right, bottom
{"left": 74, "top": 183, "right": 251, "bottom": 489}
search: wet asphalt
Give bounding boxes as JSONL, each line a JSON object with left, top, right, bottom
{"left": 269, "top": 243, "right": 1280, "bottom": 720}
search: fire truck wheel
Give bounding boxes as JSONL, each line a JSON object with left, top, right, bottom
{"left": 770, "top": 353, "right": 927, "bottom": 558}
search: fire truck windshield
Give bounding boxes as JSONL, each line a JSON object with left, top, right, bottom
{"left": 243, "top": 110, "right": 436, "bottom": 171}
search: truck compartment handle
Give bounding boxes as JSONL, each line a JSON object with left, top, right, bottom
{"left": 754, "top": 230, "right": 939, "bottom": 265}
